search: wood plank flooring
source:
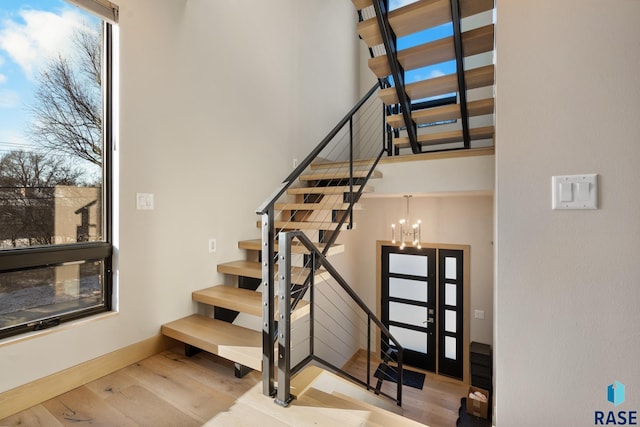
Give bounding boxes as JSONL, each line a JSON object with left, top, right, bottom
{"left": 0, "top": 347, "right": 467, "bottom": 426}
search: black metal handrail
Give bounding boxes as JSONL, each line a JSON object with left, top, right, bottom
{"left": 256, "top": 82, "right": 380, "bottom": 217}
{"left": 256, "top": 82, "right": 386, "bottom": 398}
{"left": 276, "top": 231, "right": 404, "bottom": 408}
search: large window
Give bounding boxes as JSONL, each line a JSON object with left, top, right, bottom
{"left": 0, "top": 0, "right": 116, "bottom": 339}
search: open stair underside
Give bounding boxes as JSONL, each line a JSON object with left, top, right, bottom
{"left": 352, "top": 0, "right": 496, "bottom": 152}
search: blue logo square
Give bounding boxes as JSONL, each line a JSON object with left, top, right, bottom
{"left": 608, "top": 381, "right": 625, "bottom": 407}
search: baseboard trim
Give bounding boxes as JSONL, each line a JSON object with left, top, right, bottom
{"left": 0, "top": 334, "right": 177, "bottom": 419}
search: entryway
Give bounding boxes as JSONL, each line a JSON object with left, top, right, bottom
{"left": 379, "top": 242, "right": 468, "bottom": 381}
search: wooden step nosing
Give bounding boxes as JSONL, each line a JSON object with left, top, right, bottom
{"left": 238, "top": 239, "right": 345, "bottom": 256}
{"left": 387, "top": 98, "right": 494, "bottom": 128}
{"left": 161, "top": 314, "right": 262, "bottom": 371}
{"left": 393, "top": 125, "right": 494, "bottom": 148}
{"left": 217, "top": 261, "right": 330, "bottom": 284}
{"left": 286, "top": 185, "right": 373, "bottom": 195}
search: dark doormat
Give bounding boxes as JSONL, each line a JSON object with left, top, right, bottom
{"left": 373, "top": 364, "right": 426, "bottom": 390}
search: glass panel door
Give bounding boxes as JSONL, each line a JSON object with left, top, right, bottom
{"left": 381, "top": 246, "right": 436, "bottom": 372}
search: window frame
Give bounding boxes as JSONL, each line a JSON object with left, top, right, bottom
{"left": 0, "top": 17, "right": 115, "bottom": 340}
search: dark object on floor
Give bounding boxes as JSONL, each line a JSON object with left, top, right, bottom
{"left": 457, "top": 398, "right": 491, "bottom": 426}
{"left": 373, "top": 364, "right": 426, "bottom": 389}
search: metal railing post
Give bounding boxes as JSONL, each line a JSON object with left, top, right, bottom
{"left": 309, "top": 250, "right": 315, "bottom": 357}
{"left": 367, "top": 316, "right": 371, "bottom": 390}
{"left": 397, "top": 347, "right": 403, "bottom": 406}
{"left": 261, "top": 209, "right": 275, "bottom": 397}
{"left": 275, "top": 231, "right": 293, "bottom": 407}
{"left": 348, "top": 117, "right": 354, "bottom": 230}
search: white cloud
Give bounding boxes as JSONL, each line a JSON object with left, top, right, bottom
{"left": 0, "top": 9, "right": 90, "bottom": 80}
{"left": 0, "top": 56, "right": 5, "bottom": 84}
{"left": 429, "top": 69, "right": 446, "bottom": 79}
{"left": 0, "top": 89, "right": 19, "bottom": 108}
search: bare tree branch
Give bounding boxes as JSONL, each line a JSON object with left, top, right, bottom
{"left": 27, "top": 26, "right": 103, "bottom": 167}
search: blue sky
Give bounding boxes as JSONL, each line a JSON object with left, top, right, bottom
{"left": 388, "top": 0, "right": 455, "bottom": 96}
{"left": 0, "top": 0, "right": 98, "bottom": 155}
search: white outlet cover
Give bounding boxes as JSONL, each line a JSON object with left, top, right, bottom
{"left": 208, "top": 238, "right": 216, "bottom": 253}
{"left": 136, "top": 193, "right": 154, "bottom": 210}
{"left": 552, "top": 174, "right": 598, "bottom": 210}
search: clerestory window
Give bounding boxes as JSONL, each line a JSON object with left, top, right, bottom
{"left": 0, "top": 0, "right": 117, "bottom": 339}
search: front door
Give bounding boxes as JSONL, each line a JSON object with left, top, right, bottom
{"left": 381, "top": 246, "right": 436, "bottom": 372}
{"left": 381, "top": 245, "right": 465, "bottom": 380}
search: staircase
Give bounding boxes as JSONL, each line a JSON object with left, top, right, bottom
{"left": 161, "top": 164, "right": 381, "bottom": 375}
{"left": 163, "top": 0, "right": 495, "bottom": 422}
{"left": 355, "top": 0, "right": 495, "bottom": 153}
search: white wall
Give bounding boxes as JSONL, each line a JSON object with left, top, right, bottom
{"left": 0, "top": 0, "right": 360, "bottom": 394}
{"left": 495, "top": 1, "right": 640, "bottom": 425}
{"left": 347, "top": 194, "right": 494, "bottom": 347}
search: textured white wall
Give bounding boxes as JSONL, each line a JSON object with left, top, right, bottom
{"left": 0, "top": 0, "right": 360, "bottom": 393}
{"left": 495, "top": 0, "right": 640, "bottom": 425}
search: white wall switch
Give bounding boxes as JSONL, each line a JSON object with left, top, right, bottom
{"left": 552, "top": 174, "right": 598, "bottom": 210}
{"left": 136, "top": 193, "right": 154, "bottom": 210}
{"left": 208, "top": 238, "right": 217, "bottom": 253}
{"left": 474, "top": 310, "right": 485, "bottom": 320}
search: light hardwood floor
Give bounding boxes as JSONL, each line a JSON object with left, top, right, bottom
{"left": 0, "top": 347, "right": 467, "bottom": 426}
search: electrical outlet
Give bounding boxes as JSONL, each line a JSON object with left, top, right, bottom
{"left": 474, "top": 310, "right": 485, "bottom": 320}
{"left": 136, "top": 193, "right": 154, "bottom": 210}
{"left": 208, "top": 238, "right": 216, "bottom": 253}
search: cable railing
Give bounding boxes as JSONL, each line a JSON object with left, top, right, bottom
{"left": 255, "top": 82, "right": 390, "bottom": 398}
{"left": 275, "top": 231, "right": 404, "bottom": 408}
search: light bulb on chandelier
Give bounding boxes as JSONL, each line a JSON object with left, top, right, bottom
{"left": 391, "top": 195, "right": 421, "bottom": 249}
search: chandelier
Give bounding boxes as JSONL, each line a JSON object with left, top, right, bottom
{"left": 391, "top": 195, "right": 421, "bottom": 249}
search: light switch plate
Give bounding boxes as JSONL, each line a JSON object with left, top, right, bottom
{"left": 552, "top": 174, "right": 597, "bottom": 210}
{"left": 136, "top": 193, "right": 154, "bottom": 210}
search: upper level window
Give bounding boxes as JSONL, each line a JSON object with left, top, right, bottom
{"left": 0, "top": 0, "right": 116, "bottom": 339}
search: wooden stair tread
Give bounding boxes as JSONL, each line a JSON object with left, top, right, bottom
{"left": 394, "top": 125, "right": 494, "bottom": 148}
{"left": 379, "top": 64, "right": 494, "bottom": 105}
{"left": 193, "top": 285, "right": 263, "bottom": 316}
{"left": 259, "top": 220, "right": 353, "bottom": 231}
{"left": 217, "top": 260, "right": 330, "bottom": 285}
{"left": 299, "top": 169, "right": 382, "bottom": 181}
{"left": 311, "top": 159, "right": 376, "bottom": 170}
{"left": 238, "top": 239, "right": 345, "bottom": 256}
{"left": 387, "top": 98, "right": 494, "bottom": 128}
{"left": 305, "top": 367, "right": 403, "bottom": 416}
{"left": 161, "top": 314, "right": 261, "bottom": 371}
{"left": 351, "top": 0, "right": 372, "bottom": 10}
{"left": 356, "top": 0, "right": 494, "bottom": 48}
{"left": 275, "top": 202, "right": 363, "bottom": 211}
{"left": 286, "top": 185, "right": 373, "bottom": 195}
{"left": 193, "top": 285, "right": 310, "bottom": 321}
{"left": 369, "top": 24, "right": 494, "bottom": 78}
